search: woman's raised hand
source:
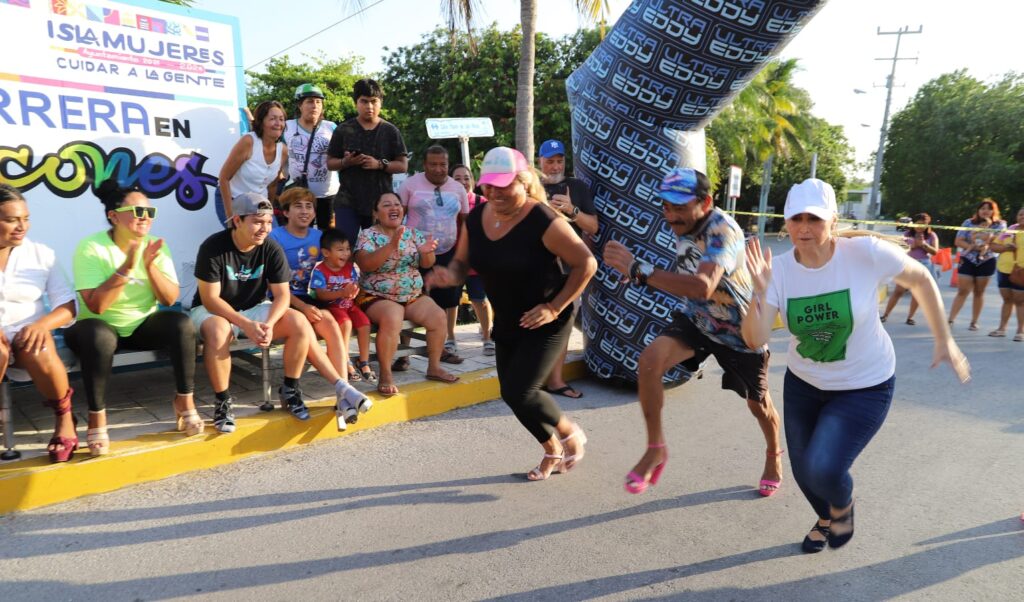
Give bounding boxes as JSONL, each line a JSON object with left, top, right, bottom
{"left": 745, "top": 236, "right": 773, "bottom": 296}
{"left": 389, "top": 226, "right": 406, "bottom": 249}
{"left": 418, "top": 234, "right": 437, "bottom": 255}
{"left": 142, "top": 238, "right": 164, "bottom": 268}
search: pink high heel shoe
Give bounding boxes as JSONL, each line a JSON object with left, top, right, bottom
{"left": 759, "top": 449, "right": 785, "bottom": 497}
{"left": 624, "top": 443, "right": 667, "bottom": 494}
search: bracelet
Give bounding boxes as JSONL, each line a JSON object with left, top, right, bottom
{"left": 113, "top": 271, "right": 129, "bottom": 279}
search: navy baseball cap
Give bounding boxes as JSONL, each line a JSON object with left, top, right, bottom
{"left": 538, "top": 139, "right": 566, "bottom": 158}
{"left": 659, "top": 167, "right": 711, "bottom": 205}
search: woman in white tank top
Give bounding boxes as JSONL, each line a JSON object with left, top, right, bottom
{"left": 218, "top": 100, "right": 287, "bottom": 220}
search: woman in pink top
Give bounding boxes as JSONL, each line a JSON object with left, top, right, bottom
{"left": 881, "top": 213, "right": 939, "bottom": 325}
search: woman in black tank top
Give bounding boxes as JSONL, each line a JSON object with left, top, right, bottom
{"left": 426, "top": 148, "right": 597, "bottom": 481}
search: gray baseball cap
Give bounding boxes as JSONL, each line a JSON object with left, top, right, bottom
{"left": 226, "top": 192, "right": 274, "bottom": 225}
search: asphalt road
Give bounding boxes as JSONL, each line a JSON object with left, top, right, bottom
{"left": 1, "top": 251, "right": 1022, "bottom": 601}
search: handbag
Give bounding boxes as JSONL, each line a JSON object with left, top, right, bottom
{"left": 1010, "top": 235, "right": 1024, "bottom": 287}
{"left": 283, "top": 120, "right": 319, "bottom": 190}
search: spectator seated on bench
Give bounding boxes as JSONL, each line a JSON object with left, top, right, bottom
{"left": 64, "top": 181, "right": 201, "bottom": 457}
{"left": 307, "top": 228, "right": 376, "bottom": 383}
{"left": 191, "top": 192, "right": 368, "bottom": 434}
{"left": 354, "top": 192, "right": 459, "bottom": 398}
{"left": 0, "top": 183, "right": 78, "bottom": 463}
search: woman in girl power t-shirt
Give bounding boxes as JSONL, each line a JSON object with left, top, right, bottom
{"left": 741, "top": 179, "right": 970, "bottom": 554}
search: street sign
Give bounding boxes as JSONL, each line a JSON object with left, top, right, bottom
{"left": 728, "top": 165, "right": 742, "bottom": 198}
{"left": 425, "top": 118, "right": 494, "bottom": 139}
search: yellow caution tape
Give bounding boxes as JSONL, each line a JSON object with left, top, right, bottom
{"left": 724, "top": 210, "right": 1009, "bottom": 233}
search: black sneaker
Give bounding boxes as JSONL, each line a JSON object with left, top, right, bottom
{"left": 279, "top": 385, "right": 310, "bottom": 421}
{"left": 213, "top": 397, "right": 236, "bottom": 434}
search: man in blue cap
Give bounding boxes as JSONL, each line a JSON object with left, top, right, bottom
{"left": 537, "top": 139, "right": 597, "bottom": 398}
{"left": 603, "top": 167, "right": 783, "bottom": 497}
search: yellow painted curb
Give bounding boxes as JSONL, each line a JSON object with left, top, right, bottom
{"left": 0, "top": 360, "right": 588, "bottom": 514}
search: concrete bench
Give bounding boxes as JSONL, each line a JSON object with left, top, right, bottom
{"left": 0, "top": 319, "right": 427, "bottom": 461}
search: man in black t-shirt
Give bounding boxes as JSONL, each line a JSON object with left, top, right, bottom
{"left": 537, "top": 139, "right": 598, "bottom": 399}
{"left": 191, "top": 192, "right": 368, "bottom": 434}
{"left": 539, "top": 139, "right": 598, "bottom": 243}
{"left": 326, "top": 78, "right": 409, "bottom": 246}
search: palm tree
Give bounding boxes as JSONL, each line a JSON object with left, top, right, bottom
{"left": 715, "top": 59, "right": 811, "bottom": 170}
{"left": 351, "top": 1, "right": 608, "bottom": 160}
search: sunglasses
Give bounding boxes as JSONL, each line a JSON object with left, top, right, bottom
{"left": 114, "top": 205, "right": 157, "bottom": 219}
{"left": 433, "top": 188, "right": 444, "bottom": 207}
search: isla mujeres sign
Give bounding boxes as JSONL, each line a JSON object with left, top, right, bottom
{"left": 0, "top": 0, "right": 245, "bottom": 303}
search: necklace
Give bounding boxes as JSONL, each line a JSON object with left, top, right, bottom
{"left": 494, "top": 203, "right": 526, "bottom": 228}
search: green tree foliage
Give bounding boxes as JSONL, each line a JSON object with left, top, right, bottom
{"left": 707, "top": 59, "right": 855, "bottom": 228}
{"left": 379, "top": 25, "right": 600, "bottom": 171}
{"left": 245, "top": 54, "right": 366, "bottom": 124}
{"left": 882, "top": 70, "right": 1024, "bottom": 226}
{"left": 771, "top": 117, "right": 854, "bottom": 206}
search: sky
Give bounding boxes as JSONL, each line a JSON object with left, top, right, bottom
{"left": 206, "top": 0, "right": 1019, "bottom": 175}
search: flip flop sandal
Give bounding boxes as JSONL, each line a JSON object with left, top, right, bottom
{"left": 377, "top": 382, "right": 399, "bottom": 397}
{"left": 425, "top": 372, "right": 460, "bottom": 384}
{"left": 988, "top": 330, "right": 1006, "bottom": 337}
{"left": 543, "top": 385, "right": 583, "bottom": 399}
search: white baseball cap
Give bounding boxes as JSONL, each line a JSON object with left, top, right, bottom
{"left": 784, "top": 178, "right": 838, "bottom": 220}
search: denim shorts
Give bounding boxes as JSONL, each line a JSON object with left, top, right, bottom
{"left": 465, "top": 274, "right": 487, "bottom": 302}
{"left": 958, "top": 257, "right": 997, "bottom": 278}
{"left": 997, "top": 271, "right": 1024, "bottom": 291}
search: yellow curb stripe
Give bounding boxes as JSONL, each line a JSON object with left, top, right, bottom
{"left": 0, "top": 360, "right": 587, "bottom": 514}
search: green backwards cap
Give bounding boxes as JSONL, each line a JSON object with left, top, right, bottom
{"left": 294, "top": 83, "right": 325, "bottom": 100}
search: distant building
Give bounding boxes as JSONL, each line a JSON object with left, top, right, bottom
{"left": 843, "top": 188, "right": 881, "bottom": 219}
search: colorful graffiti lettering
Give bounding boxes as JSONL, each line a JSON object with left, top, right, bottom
{"left": 0, "top": 141, "right": 217, "bottom": 209}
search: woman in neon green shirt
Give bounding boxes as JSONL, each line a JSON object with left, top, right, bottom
{"left": 64, "top": 181, "right": 201, "bottom": 456}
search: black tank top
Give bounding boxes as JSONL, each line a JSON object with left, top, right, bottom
{"left": 467, "top": 203, "right": 568, "bottom": 340}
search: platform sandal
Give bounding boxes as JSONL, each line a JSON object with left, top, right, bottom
{"left": 176, "top": 409, "right": 205, "bottom": 437}
{"left": 43, "top": 388, "right": 78, "bottom": 463}
{"left": 87, "top": 411, "right": 109, "bottom": 456}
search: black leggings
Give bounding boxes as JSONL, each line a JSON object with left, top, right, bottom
{"left": 65, "top": 312, "right": 196, "bottom": 412}
{"left": 494, "top": 313, "right": 573, "bottom": 443}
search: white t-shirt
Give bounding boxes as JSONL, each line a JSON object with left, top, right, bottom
{"left": 0, "top": 238, "right": 76, "bottom": 339}
{"left": 284, "top": 119, "right": 340, "bottom": 199}
{"left": 766, "top": 236, "right": 910, "bottom": 390}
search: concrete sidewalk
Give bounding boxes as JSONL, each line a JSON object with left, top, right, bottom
{"left": 0, "top": 323, "right": 586, "bottom": 513}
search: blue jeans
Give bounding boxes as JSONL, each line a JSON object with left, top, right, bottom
{"left": 783, "top": 370, "right": 895, "bottom": 519}
{"left": 334, "top": 204, "right": 372, "bottom": 247}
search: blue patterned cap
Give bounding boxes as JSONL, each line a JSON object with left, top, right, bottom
{"left": 659, "top": 167, "right": 710, "bottom": 205}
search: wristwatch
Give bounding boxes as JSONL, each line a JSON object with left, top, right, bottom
{"left": 629, "top": 260, "right": 654, "bottom": 286}
{"left": 379, "top": 158, "right": 390, "bottom": 171}
{"left": 568, "top": 205, "right": 580, "bottom": 221}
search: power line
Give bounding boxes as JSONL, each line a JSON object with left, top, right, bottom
{"left": 867, "top": 25, "right": 922, "bottom": 222}
{"left": 245, "top": 0, "right": 386, "bottom": 71}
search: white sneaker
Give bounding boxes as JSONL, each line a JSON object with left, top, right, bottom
{"left": 334, "top": 404, "right": 348, "bottom": 432}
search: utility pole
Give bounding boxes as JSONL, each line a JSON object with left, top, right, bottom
{"left": 867, "top": 25, "right": 922, "bottom": 223}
